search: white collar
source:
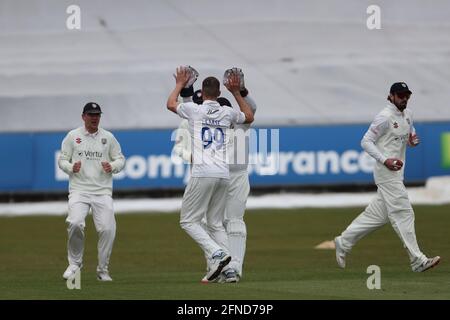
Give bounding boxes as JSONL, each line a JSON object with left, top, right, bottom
{"left": 387, "top": 104, "right": 404, "bottom": 116}
{"left": 203, "top": 100, "right": 220, "bottom": 107}
{"left": 83, "top": 127, "right": 100, "bottom": 137}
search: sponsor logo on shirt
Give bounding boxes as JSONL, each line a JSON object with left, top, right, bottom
{"left": 207, "top": 109, "right": 219, "bottom": 115}
{"left": 78, "top": 150, "right": 103, "bottom": 160}
{"left": 394, "top": 133, "right": 409, "bottom": 142}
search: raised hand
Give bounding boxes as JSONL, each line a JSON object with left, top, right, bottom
{"left": 223, "top": 68, "right": 245, "bottom": 89}
{"left": 174, "top": 66, "right": 190, "bottom": 88}
{"left": 225, "top": 72, "right": 241, "bottom": 95}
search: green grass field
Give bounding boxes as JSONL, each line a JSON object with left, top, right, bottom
{"left": 0, "top": 205, "right": 449, "bottom": 300}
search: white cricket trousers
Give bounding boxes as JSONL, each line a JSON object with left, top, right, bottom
{"left": 339, "top": 180, "right": 428, "bottom": 270}
{"left": 66, "top": 192, "right": 116, "bottom": 272}
{"left": 224, "top": 171, "right": 250, "bottom": 276}
{"left": 180, "top": 177, "right": 230, "bottom": 258}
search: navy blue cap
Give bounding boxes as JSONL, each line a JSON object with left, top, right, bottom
{"left": 390, "top": 82, "right": 412, "bottom": 94}
{"left": 83, "top": 102, "right": 102, "bottom": 114}
{"left": 193, "top": 90, "right": 203, "bottom": 104}
{"left": 217, "top": 97, "right": 232, "bottom": 107}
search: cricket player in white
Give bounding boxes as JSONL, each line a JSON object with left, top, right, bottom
{"left": 58, "top": 102, "right": 125, "bottom": 281}
{"left": 171, "top": 68, "right": 257, "bottom": 283}
{"left": 167, "top": 67, "right": 254, "bottom": 282}
{"left": 223, "top": 100, "right": 257, "bottom": 282}
{"left": 221, "top": 69, "right": 257, "bottom": 283}
{"left": 334, "top": 83, "right": 440, "bottom": 272}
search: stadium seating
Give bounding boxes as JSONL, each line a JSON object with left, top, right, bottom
{"left": 1, "top": 0, "right": 450, "bottom": 132}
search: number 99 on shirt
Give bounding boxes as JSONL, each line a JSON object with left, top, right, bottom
{"left": 201, "top": 126, "right": 225, "bottom": 149}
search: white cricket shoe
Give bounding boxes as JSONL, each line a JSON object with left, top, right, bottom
{"left": 334, "top": 236, "right": 346, "bottom": 269}
{"left": 205, "top": 250, "right": 231, "bottom": 282}
{"left": 97, "top": 271, "right": 113, "bottom": 281}
{"left": 222, "top": 269, "right": 239, "bottom": 283}
{"left": 62, "top": 264, "right": 81, "bottom": 280}
{"left": 414, "top": 256, "right": 441, "bottom": 272}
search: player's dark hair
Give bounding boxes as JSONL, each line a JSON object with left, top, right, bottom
{"left": 202, "top": 77, "right": 220, "bottom": 99}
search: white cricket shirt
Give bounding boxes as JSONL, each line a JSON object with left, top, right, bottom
{"left": 58, "top": 127, "right": 125, "bottom": 195}
{"left": 361, "top": 104, "right": 416, "bottom": 184}
{"left": 177, "top": 100, "right": 246, "bottom": 179}
{"left": 229, "top": 96, "right": 258, "bottom": 174}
